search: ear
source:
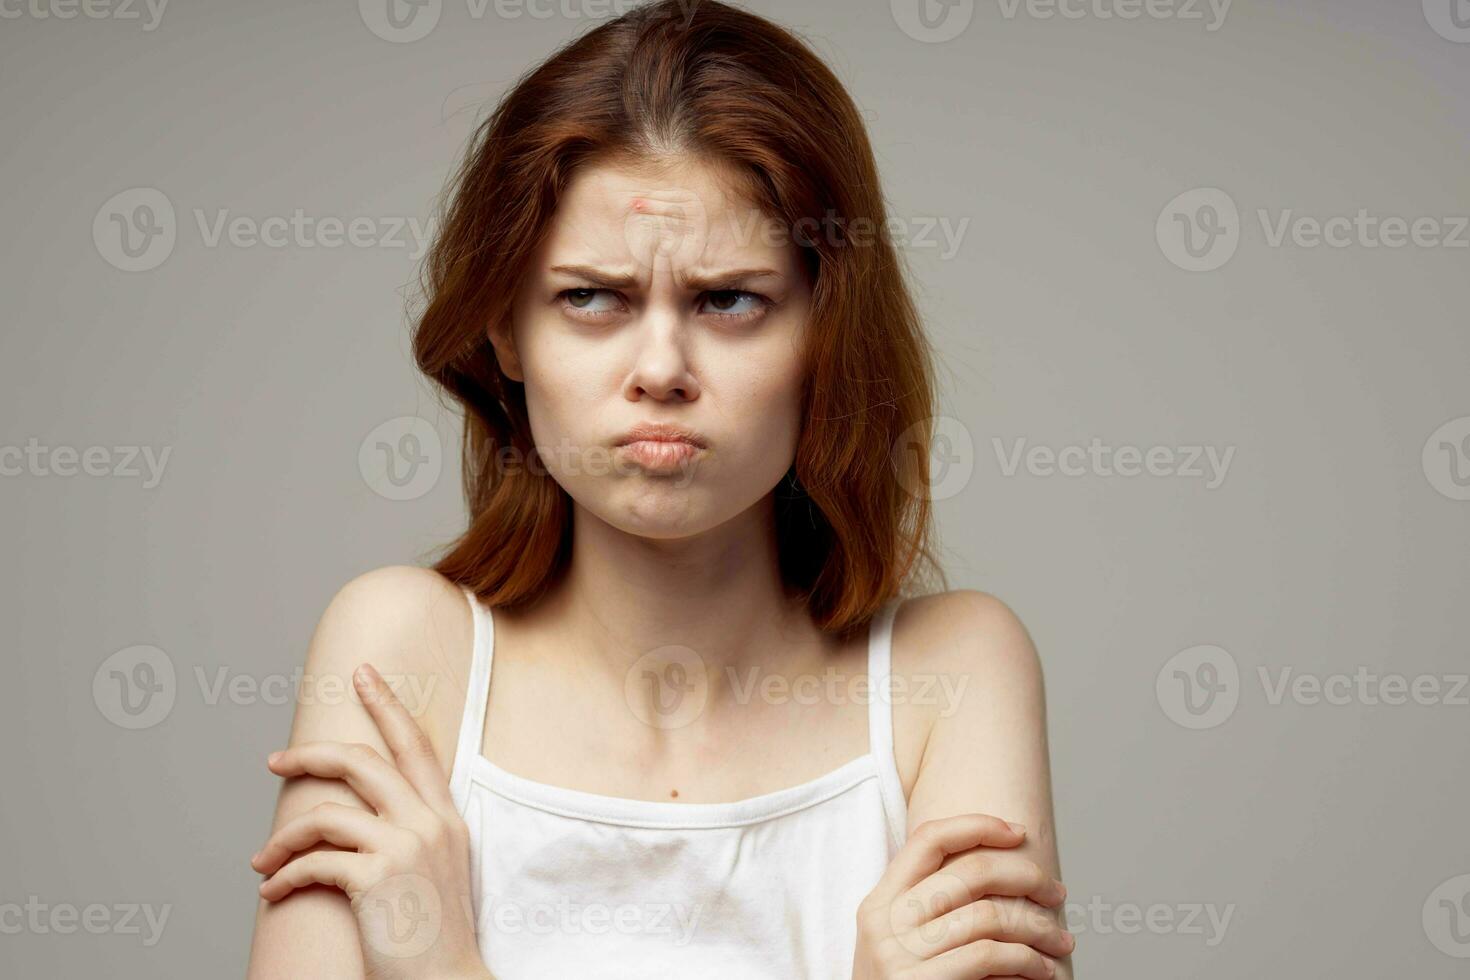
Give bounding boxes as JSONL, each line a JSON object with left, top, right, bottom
{"left": 487, "top": 317, "right": 524, "bottom": 383}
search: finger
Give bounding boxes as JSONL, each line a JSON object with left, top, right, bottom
{"left": 267, "top": 741, "right": 425, "bottom": 822}
{"left": 352, "top": 663, "right": 456, "bottom": 814}
{"left": 902, "top": 896, "right": 1075, "bottom": 961}
{"left": 922, "top": 938, "right": 1056, "bottom": 980}
{"left": 251, "top": 802, "right": 407, "bottom": 876}
{"left": 868, "top": 814, "right": 1026, "bottom": 908}
{"left": 259, "top": 850, "right": 375, "bottom": 903}
{"left": 910, "top": 852, "right": 1066, "bottom": 916}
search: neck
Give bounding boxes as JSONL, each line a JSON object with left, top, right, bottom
{"left": 525, "top": 493, "right": 835, "bottom": 702}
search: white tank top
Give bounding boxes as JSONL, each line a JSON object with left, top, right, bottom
{"left": 447, "top": 588, "right": 910, "bottom": 979}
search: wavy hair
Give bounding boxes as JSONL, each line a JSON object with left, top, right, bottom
{"left": 412, "top": 0, "right": 944, "bottom": 633}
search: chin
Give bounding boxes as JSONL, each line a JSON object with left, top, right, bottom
{"left": 588, "top": 482, "right": 732, "bottom": 540}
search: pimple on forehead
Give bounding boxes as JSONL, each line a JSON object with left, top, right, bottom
{"left": 623, "top": 192, "right": 703, "bottom": 217}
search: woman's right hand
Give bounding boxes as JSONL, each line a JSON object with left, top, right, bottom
{"left": 852, "top": 813, "right": 1075, "bottom": 979}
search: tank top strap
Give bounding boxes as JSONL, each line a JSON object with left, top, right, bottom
{"left": 867, "top": 596, "right": 909, "bottom": 850}
{"left": 449, "top": 585, "right": 495, "bottom": 810}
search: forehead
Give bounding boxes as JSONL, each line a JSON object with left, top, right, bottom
{"left": 538, "top": 155, "right": 797, "bottom": 274}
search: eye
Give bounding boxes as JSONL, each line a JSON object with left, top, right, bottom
{"left": 557, "top": 288, "right": 623, "bottom": 319}
{"left": 555, "top": 287, "right": 771, "bottom": 323}
{"left": 699, "top": 290, "right": 769, "bottom": 321}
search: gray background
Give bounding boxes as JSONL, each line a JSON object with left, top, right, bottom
{"left": 2, "top": 0, "right": 1467, "bottom": 975}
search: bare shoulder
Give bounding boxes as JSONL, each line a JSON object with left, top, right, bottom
{"left": 247, "top": 571, "right": 477, "bottom": 972}
{"left": 887, "top": 589, "right": 1046, "bottom": 801}
{"left": 293, "top": 564, "right": 476, "bottom": 770}
{"left": 892, "top": 588, "right": 1042, "bottom": 686}
{"left": 310, "top": 564, "right": 472, "bottom": 652}
{"left": 892, "top": 590, "right": 1058, "bottom": 851}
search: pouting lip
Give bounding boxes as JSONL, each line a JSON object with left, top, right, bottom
{"left": 614, "top": 422, "right": 708, "bottom": 449}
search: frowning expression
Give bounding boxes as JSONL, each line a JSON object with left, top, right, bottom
{"left": 495, "top": 154, "right": 813, "bottom": 538}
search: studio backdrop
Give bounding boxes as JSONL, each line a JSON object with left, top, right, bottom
{"left": 1, "top": 0, "right": 1467, "bottom": 976}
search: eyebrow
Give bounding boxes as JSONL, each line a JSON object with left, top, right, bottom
{"left": 549, "top": 264, "right": 783, "bottom": 292}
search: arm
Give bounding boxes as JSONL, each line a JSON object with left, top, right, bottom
{"left": 244, "top": 565, "right": 480, "bottom": 979}
{"left": 903, "top": 590, "right": 1075, "bottom": 979}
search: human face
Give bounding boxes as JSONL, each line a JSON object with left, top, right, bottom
{"left": 495, "top": 154, "right": 813, "bottom": 539}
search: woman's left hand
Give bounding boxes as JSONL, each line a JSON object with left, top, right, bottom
{"left": 251, "top": 663, "right": 489, "bottom": 980}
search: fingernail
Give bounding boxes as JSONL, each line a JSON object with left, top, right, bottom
{"left": 354, "top": 664, "right": 373, "bottom": 687}
{"left": 1045, "top": 957, "right": 1056, "bottom": 976}
{"left": 1007, "top": 821, "right": 1026, "bottom": 834}
{"left": 1056, "top": 881, "right": 1068, "bottom": 901}
{"left": 1063, "top": 930, "right": 1076, "bottom": 950}
{"left": 250, "top": 850, "right": 261, "bottom": 866}
{"left": 267, "top": 751, "right": 282, "bottom": 765}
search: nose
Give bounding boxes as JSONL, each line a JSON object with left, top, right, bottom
{"left": 622, "top": 313, "right": 701, "bottom": 403}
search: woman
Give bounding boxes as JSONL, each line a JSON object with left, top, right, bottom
{"left": 245, "top": 2, "right": 1074, "bottom": 977}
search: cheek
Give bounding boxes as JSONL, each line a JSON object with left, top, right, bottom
{"left": 765, "top": 366, "right": 806, "bottom": 444}
{"left": 716, "top": 350, "right": 807, "bottom": 466}
{"left": 516, "top": 324, "right": 614, "bottom": 469}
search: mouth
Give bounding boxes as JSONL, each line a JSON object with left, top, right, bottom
{"left": 614, "top": 422, "right": 708, "bottom": 448}
{"left": 613, "top": 422, "right": 707, "bottom": 474}
{"left": 617, "top": 439, "right": 701, "bottom": 471}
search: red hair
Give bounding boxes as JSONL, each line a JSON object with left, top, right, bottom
{"left": 412, "top": 0, "right": 944, "bottom": 633}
